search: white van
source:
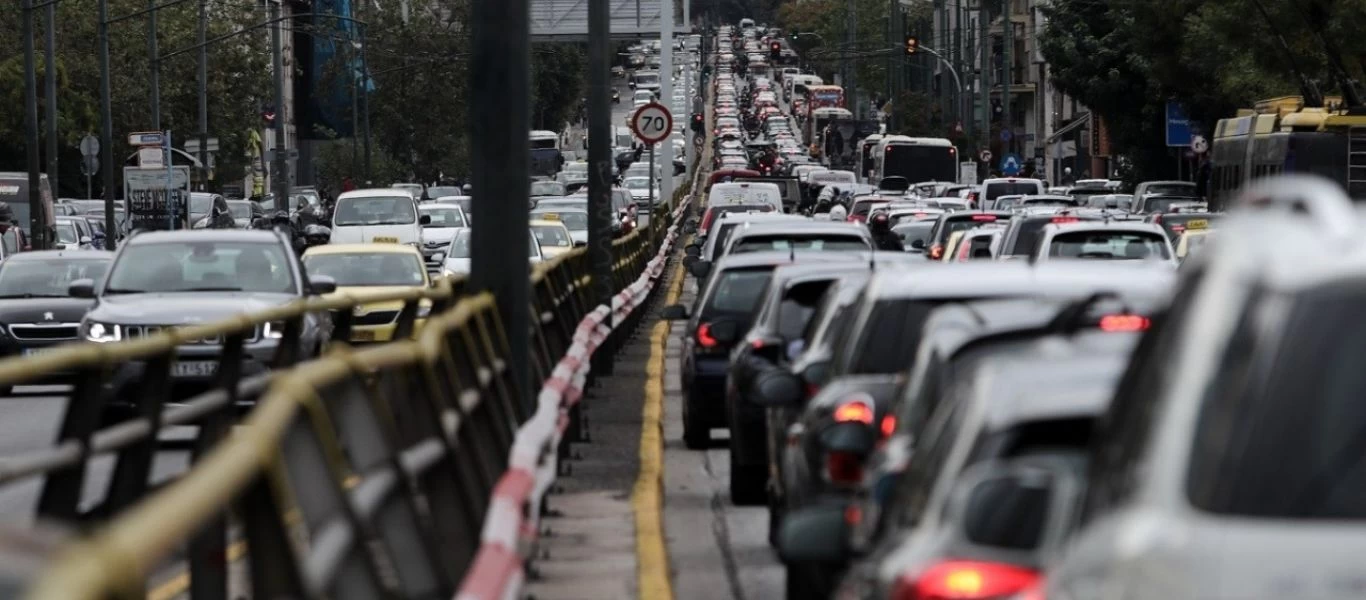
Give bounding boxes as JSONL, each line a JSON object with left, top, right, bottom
{"left": 332, "top": 189, "right": 426, "bottom": 246}
{"left": 976, "top": 177, "right": 1045, "bottom": 210}
{"left": 708, "top": 182, "right": 783, "bottom": 212}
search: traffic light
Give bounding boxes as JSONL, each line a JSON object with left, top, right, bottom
{"left": 770, "top": 41, "right": 782, "bottom": 59}
{"left": 905, "top": 36, "right": 919, "bottom": 55}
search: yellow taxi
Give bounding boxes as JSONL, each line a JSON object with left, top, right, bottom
{"left": 301, "top": 243, "right": 433, "bottom": 343}
{"left": 1175, "top": 224, "right": 1215, "bottom": 264}
{"left": 530, "top": 217, "right": 576, "bottom": 259}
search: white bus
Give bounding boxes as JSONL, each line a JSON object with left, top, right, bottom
{"left": 872, "top": 135, "right": 959, "bottom": 185}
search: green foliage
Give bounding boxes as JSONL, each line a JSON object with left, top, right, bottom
{"left": 776, "top": 0, "right": 889, "bottom": 97}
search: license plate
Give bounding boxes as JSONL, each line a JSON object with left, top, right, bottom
{"left": 23, "top": 347, "right": 58, "bottom": 357}
{"left": 372, "top": 236, "right": 399, "bottom": 243}
{"left": 351, "top": 330, "right": 376, "bottom": 342}
{"left": 172, "top": 361, "right": 218, "bottom": 378}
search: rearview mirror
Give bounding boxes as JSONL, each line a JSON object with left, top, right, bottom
{"left": 574, "top": 240, "right": 588, "bottom": 247}
{"left": 684, "top": 244, "right": 702, "bottom": 257}
{"left": 660, "top": 304, "right": 689, "bottom": 320}
{"left": 68, "top": 278, "right": 95, "bottom": 299}
{"left": 688, "top": 260, "right": 712, "bottom": 278}
{"left": 945, "top": 458, "right": 1081, "bottom": 552}
{"left": 751, "top": 369, "right": 803, "bottom": 406}
{"left": 777, "top": 504, "right": 851, "bottom": 564}
{"left": 79, "top": 236, "right": 92, "bottom": 245}
{"left": 308, "top": 275, "right": 338, "bottom": 295}
{"left": 910, "top": 239, "right": 925, "bottom": 250}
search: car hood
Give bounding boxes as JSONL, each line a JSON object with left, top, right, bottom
{"left": 88, "top": 292, "right": 298, "bottom": 325}
{"left": 443, "top": 258, "right": 472, "bottom": 275}
{"left": 0, "top": 297, "right": 95, "bottom": 324}
{"left": 422, "top": 227, "right": 460, "bottom": 245}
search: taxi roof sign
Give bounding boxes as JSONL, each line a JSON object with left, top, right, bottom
{"left": 540, "top": 213, "right": 560, "bottom": 221}
{"left": 1185, "top": 218, "right": 1209, "bottom": 230}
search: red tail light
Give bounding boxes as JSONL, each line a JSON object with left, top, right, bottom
{"left": 697, "top": 323, "right": 719, "bottom": 348}
{"left": 1051, "top": 216, "right": 1079, "bottom": 224}
{"left": 833, "top": 400, "right": 874, "bottom": 424}
{"left": 826, "top": 451, "right": 863, "bottom": 484}
{"left": 1169, "top": 224, "right": 1186, "bottom": 233}
{"left": 1099, "top": 314, "right": 1150, "bottom": 332}
{"left": 929, "top": 245, "right": 943, "bottom": 259}
{"left": 892, "top": 560, "right": 1041, "bottom": 600}
{"left": 970, "top": 214, "right": 997, "bottom": 221}
{"left": 880, "top": 414, "right": 897, "bottom": 437}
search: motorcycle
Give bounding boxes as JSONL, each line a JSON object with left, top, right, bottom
{"left": 612, "top": 89, "right": 621, "bottom": 104}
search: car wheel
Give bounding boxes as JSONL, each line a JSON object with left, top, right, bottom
{"left": 729, "top": 433, "right": 767, "bottom": 505}
{"left": 682, "top": 392, "right": 710, "bottom": 449}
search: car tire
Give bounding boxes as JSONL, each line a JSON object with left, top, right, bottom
{"left": 729, "top": 434, "right": 767, "bottom": 505}
{"left": 683, "top": 393, "right": 709, "bottom": 449}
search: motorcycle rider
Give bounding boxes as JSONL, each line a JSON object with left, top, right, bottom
{"left": 867, "top": 211, "right": 904, "bottom": 251}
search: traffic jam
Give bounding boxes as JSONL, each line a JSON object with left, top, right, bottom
{"left": 665, "top": 19, "right": 1355, "bottom": 600}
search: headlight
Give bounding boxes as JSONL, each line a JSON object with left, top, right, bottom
{"left": 263, "top": 321, "right": 286, "bottom": 340}
{"left": 85, "top": 322, "right": 121, "bottom": 343}
{"left": 432, "top": 252, "right": 445, "bottom": 262}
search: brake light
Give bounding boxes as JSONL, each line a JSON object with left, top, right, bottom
{"left": 751, "top": 338, "right": 766, "bottom": 349}
{"left": 970, "top": 214, "right": 997, "bottom": 221}
{"left": 892, "top": 560, "right": 1041, "bottom": 600}
{"left": 1099, "top": 314, "right": 1150, "bottom": 332}
{"left": 697, "top": 323, "right": 719, "bottom": 348}
{"left": 929, "top": 244, "right": 943, "bottom": 259}
{"left": 826, "top": 451, "right": 863, "bottom": 484}
{"left": 880, "top": 414, "right": 897, "bottom": 437}
{"left": 1051, "top": 216, "right": 1079, "bottom": 223}
{"left": 1169, "top": 225, "right": 1186, "bottom": 233}
{"left": 834, "top": 400, "right": 874, "bottom": 424}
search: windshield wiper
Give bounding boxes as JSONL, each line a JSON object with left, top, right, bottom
{"left": 178, "top": 286, "right": 244, "bottom": 292}
{"left": 102, "top": 287, "right": 148, "bottom": 295}
{"left": 0, "top": 293, "right": 68, "bottom": 299}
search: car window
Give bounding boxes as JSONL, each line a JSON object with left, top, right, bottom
{"left": 702, "top": 268, "right": 773, "bottom": 317}
{"left": 448, "top": 230, "right": 472, "bottom": 258}
{"left": 56, "top": 223, "right": 79, "bottom": 244}
{"left": 848, "top": 300, "right": 938, "bottom": 375}
{"left": 1047, "top": 231, "right": 1169, "bottom": 260}
{"left": 985, "top": 182, "right": 1040, "bottom": 201}
{"left": 302, "top": 252, "right": 426, "bottom": 287}
{"left": 1142, "top": 197, "right": 1200, "bottom": 214}
{"left": 1143, "top": 183, "right": 1196, "bottom": 196}
{"left": 730, "top": 235, "right": 869, "bottom": 254}
{"left": 1007, "top": 217, "right": 1083, "bottom": 256}
{"left": 189, "top": 194, "right": 213, "bottom": 216}
{"left": 105, "top": 241, "right": 294, "bottom": 294}
{"left": 421, "top": 207, "right": 466, "bottom": 227}
{"left": 532, "top": 225, "right": 572, "bottom": 247}
{"left": 533, "top": 211, "right": 587, "bottom": 231}
{"left": 0, "top": 258, "right": 110, "bottom": 297}
{"left": 334, "top": 196, "right": 417, "bottom": 226}
{"left": 1187, "top": 282, "right": 1366, "bottom": 519}
{"left": 939, "top": 215, "right": 1004, "bottom": 245}
{"left": 227, "top": 202, "right": 253, "bottom": 220}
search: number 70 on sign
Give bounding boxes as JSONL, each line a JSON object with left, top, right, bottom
{"left": 631, "top": 103, "right": 674, "bottom": 145}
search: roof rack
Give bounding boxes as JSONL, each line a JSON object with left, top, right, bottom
{"left": 1234, "top": 175, "right": 1356, "bottom": 239}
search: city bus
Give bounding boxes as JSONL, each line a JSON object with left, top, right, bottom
{"left": 871, "top": 135, "right": 959, "bottom": 185}
{"left": 530, "top": 130, "right": 564, "bottom": 178}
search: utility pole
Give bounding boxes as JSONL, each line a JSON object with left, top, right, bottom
{"left": 270, "top": 0, "right": 288, "bottom": 212}
{"left": 587, "top": 0, "right": 615, "bottom": 366}
{"left": 149, "top": 0, "right": 161, "bottom": 130}
{"left": 842, "top": 0, "right": 853, "bottom": 101}
{"left": 23, "top": 0, "right": 45, "bottom": 249}
{"left": 659, "top": 0, "right": 675, "bottom": 209}
{"left": 469, "top": 0, "right": 531, "bottom": 411}
{"left": 1001, "top": 0, "right": 1013, "bottom": 155}
{"left": 978, "top": 0, "right": 989, "bottom": 153}
{"left": 44, "top": 2, "right": 58, "bottom": 199}
{"left": 956, "top": 2, "right": 969, "bottom": 140}
{"left": 197, "top": 0, "right": 209, "bottom": 191}
{"left": 99, "top": 0, "right": 116, "bottom": 250}
{"left": 360, "top": 25, "right": 372, "bottom": 181}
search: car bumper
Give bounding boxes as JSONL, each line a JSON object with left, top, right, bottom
{"left": 684, "top": 354, "right": 729, "bottom": 426}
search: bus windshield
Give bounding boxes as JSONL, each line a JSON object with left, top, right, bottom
{"left": 883, "top": 144, "right": 957, "bottom": 183}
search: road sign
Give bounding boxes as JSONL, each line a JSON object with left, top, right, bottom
{"left": 184, "top": 137, "right": 220, "bottom": 154}
{"left": 1000, "top": 153, "right": 1022, "bottom": 176}
{"left": 80, "top": 135, "right": 100, "bottom": 158}
{"left": 128, "top": 132, "right": 165, "bottom": 146}
{"left": 1000, "top": 129, "right": 1013, "bottom": 143}
{"left": 1165, "top": 101, "right": 1192, "bottom": 147}
{"left": 123, "top": 166, "right": 191, "bottom": 231}
{"left": 630, "top": 102, "right": 674, "bottom": 145}
{"left": 138, "top": 147, "right": 165, "bottom": 169}
{"left": 80, "top": 156, "right": 99, "bottom": 176}
{"left": 978, "top": 150, "right": 993, "bottom": 163}
{"left": 959, "top": 162, "right": 978, "bottom": 186}
{"left": 1191, "top": 134, "right": 1209, "bottom": 154}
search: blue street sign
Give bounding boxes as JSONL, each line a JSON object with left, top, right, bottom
{"left": 1000, "top": 153, "right": 1022, "bottom": 176}
{"left": 1166, "top": 101, "right": 1192, "bottom": 147}
{"left": 1000, "top": 129, "right": 1013, "bottom": 142}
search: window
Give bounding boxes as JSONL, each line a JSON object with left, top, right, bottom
{"left": 1187, "top": 282, "right": 1366, "bottom": 519}
{"left": 421, "top": 207, "right": 466, "bottom": 228}
{"left": 730, "top": 235, "right": 870, "bottom": 254}
{"left": 105, "top": 241, "right": 295, "bottom": 294}
{"left": 532, "top": 225, "right": 572, "bottom": 247}
{"left": 0, "top": 258, "right": 110, "bottom": 297}
{"left": 1048, "top": 231, "right": 1170, "bottom": 260}
{"left": 702, "top": 269, "right": 774, "bottom": 317}
{"left": 56, "top": 223, "right": 79, "bottom": 245}
{"left": 847, "top": 300, "right": 938, "bottom": 375}
{"left": 334, "top": 196, "right": 417, "bottom": 226}
{"left": 302, "top": 253, "right": 426, "bottom": 287}
{"left": 896, "top": 392, "right": 969, "bottom": 528}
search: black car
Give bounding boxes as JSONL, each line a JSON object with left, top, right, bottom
{"left": 72, "top": 230, "right": 336, "bottom": 415}
{"left": 0, "top": 251, "right": 113, "bottom": 394}
{"left": 189, "top": 193, "right": 236, "bottom": 230}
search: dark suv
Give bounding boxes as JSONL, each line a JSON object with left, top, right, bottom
{"left": 72, "top": 229, "right": 336, "bottom": 412}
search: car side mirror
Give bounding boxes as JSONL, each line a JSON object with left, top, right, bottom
{"left": 420, "top": 214, "right": 432, "bottom": 225}
{"left": 308, "top": 274, "right": 337, "bottom": 295}
{"left": 777, "top": 504, "right": 852, "bottom": 564}
{"left": 574, "top": 240, "right": 588, "bottom": 247}
{"left": 68, "top": 278, "right": 95, "bottom": 299}
{"left": 944, "top": 459, "right": 1081, "bottom": 552}
{"left": 79, "top": 236, "right": 92, "bottom": 245}
{"left": 660, "top": 304, "right": 689, "bottom": 320}
{"left": 684, "top": 244, "right": 702, "bottom": 258}
{"left": 688, "top": 260, "right": 712, "bottom": 278}
{"left": 751, "top": 369, "right": 803, "bottom": 406}
{"left": 910, "top": 239, "right": 925, "bottom": 250}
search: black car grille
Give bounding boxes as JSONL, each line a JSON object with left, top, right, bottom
{"left": 9, "top": 324, "right": 80, "bottom": 341}
{"left": 352, "top": 310, "right": 399, "bottom": 326}
{"left": 124, "top": 324, "right": 260, "bottom": 344}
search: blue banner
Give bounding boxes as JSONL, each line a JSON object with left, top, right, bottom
{"left": 1166, "top": 101, "right": 1192, "bottom": 147}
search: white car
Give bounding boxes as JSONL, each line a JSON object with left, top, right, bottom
{"left": 442, "top": 228, "right": 543, "bottom": 276}
{"left": 1028, "top": 221, "right": 1177, "bottom": 268}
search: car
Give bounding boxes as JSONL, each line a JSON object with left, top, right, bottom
{"left": 54, "top": 216, "right": 98, "bottom": 250}
{"left": 993, "top": 212, "right": 1101, "bottom": 261}
{"left": 1175, "top": 227, "right": 1214, "bottom": 264}
{"left": 531, "top": 180, "right": 568, "bottom": 198}
{"left": 946, "top": 226, "right": 1004, "bottom": 261}
{"left": 1145, "top": 210, "right": 1222, "bottom": 241}
{"left": 441, "top": 228, "right": 543, "bottom": 277}
{"left": 975, "top": 177, "right": 1044, "bottom": 209}
{"left": 530, "top": 219, "right": 576, "bottom": 259}
{"left": 1028, "top": 220, "right": 1177, "bottom": 267}
{"left": 0, "top": 250, "right": 113, "bottom": 391}
{"left": 226, "top": 199, "right": 262, "bottom": 228}
{"left": 418, "top": 203, "right": 469, "bottom": 270}
{"left": 687, "top": 212, "right": 808, "bottom": 281}
{"left": 188, "top": 192, "right": 235, "bottom": 230}
{"left": 922, "top": 211, "right": 1014, "bottom": 259}
{"left": 74, "top": 229, "right": 336, "bottom": 416}
{"left": 531, "top": 208, "right": 589, "bottom": 246}
{"left": 623, "top": 176, "right": 655, "bottom": 201}
{"left": 301, "top": 244, "right": 432, "bottom": 343}
{"left": 719, "top": 221, "right": 874, "bottom": 257}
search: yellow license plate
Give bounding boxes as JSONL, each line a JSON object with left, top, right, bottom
{"left": 372, "top": 236, "right": 399, "bottom": 243}
{"left": 1185, "top": 219, "right": 1209, "bottom": 230}
{"left": 351, "top": 330, "right": 376, "bottom": 342}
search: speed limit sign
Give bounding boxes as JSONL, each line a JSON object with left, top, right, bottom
{"left": 631, "top": 102, "right": 674, "bottom": 145}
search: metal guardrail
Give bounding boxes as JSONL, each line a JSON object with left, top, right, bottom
{"left": 16, "top": 198, "right": 679, "bottom": 600}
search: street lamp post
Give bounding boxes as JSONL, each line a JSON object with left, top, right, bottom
{"left": 45, "top": 2, "right": 58, "bottom": 201}
{"left": 22, "top": 0, "right": 47, "bottom": 250}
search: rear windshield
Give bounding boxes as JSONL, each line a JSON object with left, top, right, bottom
{"left": 702, "top": 204, "right": 775, "bottom": 231}
{"left": 1047, "top": 231, "right": 1169, "bottom": 260}
{"left": 937, "top": 215, "right": 1005, "bottom": 245}
{"left": 1006, "top": 217, "right": 1096, "bottom": 257}
{"left": 1188, "top": 283, "right": 1366, "bottom": 518}
{"left": 702, "top": 268, "right": 774, "bottom": 319}
{"left": 985, "top": 182, "right": 1041, "bottom": 201}
{"left": 895, "top": 223, "right": 934, "bottom": 247}
{"left": 1142, "top": 196, "right": 1201, "bottom": 214}
{"left": 731, "top": 235, "right": 869, "bottom": 254}
{"left": 852, "top": 200, "right": 889, "bottom": 218}
{"left": 848, "top": 300, "right": 939, "bottom": 374}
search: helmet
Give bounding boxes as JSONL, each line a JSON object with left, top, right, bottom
{"left": 869, "top": 211, "right": 891, "bottom": 232}
{"left": 271, "top": 210, "right": 290, "bottom": 225}
{"left": 304, "top": 224, "right": 331, "bottom": 246}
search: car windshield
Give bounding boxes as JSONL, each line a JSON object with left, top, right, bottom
{"left": 189, "top": 194, "right": 213, "bottom": 216}
{"left": 448, "top": 230, "right": 472, "bottom": 258}
{"left": 533, "top": 211, "right": 588, "bottom": 231}
{"left": 227, "top": 202, "right": 253, "bottom": 220}
{"left": 421, "top": 207, "right": 466, "bottom": 228}
{"left": 531, "top": 182, "right": 567, "bottom": 197}
{"left": 302, "top": 252, "right": 427, "bottom": 287}
{"left": 0, "top": 257, "right": 110, "bottom": 297}
{"left": 532, "top": 224, "right": 572, "bottom": 247}
{"left": 104, "top": 241, "right": 295, "bottom": 294}
{"left": 703, "top": 268, "right": 773, "bottom": 318}
{"left": 731, "top": 235, "right": 869, "bottom": 254}
{"left": 334, "top": 196, "right": 416, "bottom": 226}
{"left": 1048, "top": 231, "right": 1169, "bottom": 260}
{"left": 56, "top": 223, "right": 79, "bottom": 244}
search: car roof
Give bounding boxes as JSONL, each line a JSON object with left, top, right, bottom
{"left": 127, "top": 229, "right": 284, "bottom": 245}
{"left": 728, "top": 221, "right": 870, "bottom": 236}
{"left": 973, "top": 334, "right": 1131, "bottom": 430}
{"left": 712, "top": 249, "right": 875, "bottom": 271}
{"left": 6, "top": 250, "right": 113, "bottom": 261}
{"left": 304, "top": 243, "right": 423, "bottom": 256}
{"left": 530, "top": 220, "right": 570, "bottom": 228}
{"left": 421, "top": 203, "right": 467, "bottom": 210}
{"left": 1044, "top": 221, "right": 1167, "bottom": 236}
{"left": 866, "top": 261, "right": 1177, "bottom": 301}
{"left": 339, "top": 188, "right": 417, "bottom": 200}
